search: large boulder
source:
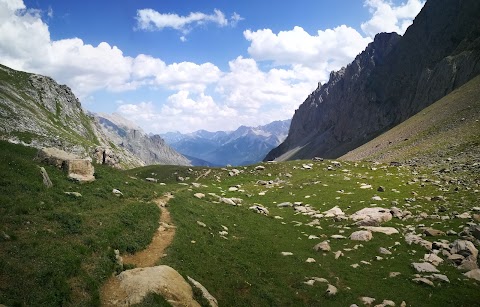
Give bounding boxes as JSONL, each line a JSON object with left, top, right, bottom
{"left": 451, "top": 240, "right": 478, "bottom": 262}
{"left": 36, "top": 148, "right": 95, "bottom": 182}
{"left": 350, "top": 207, "right": 392, "bottom": 226}
{"left": 116, "top": 265, "right": 200, "bottom": 306}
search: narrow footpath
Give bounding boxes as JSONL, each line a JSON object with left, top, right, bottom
{"left": 100, "top": 193, "right": 175, "bottom": 306}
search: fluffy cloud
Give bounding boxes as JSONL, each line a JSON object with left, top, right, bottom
{"left": 135, "top": 8, "right": 243, "bottom": 40}
{"left": 244, "top": 25, "right": 372, "bottom": 71}
{"left": 117, "top": 92, "right": 240, "bottom": 133}
{"left": 361, "top": 0, "right": 426, "bottom": 37}
{"left": 0, "top": 0, "right": 426, "bottom": 134}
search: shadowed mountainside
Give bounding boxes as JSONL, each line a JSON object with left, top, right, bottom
{"left": 265, "top": 0, "right": 480, "bottom": 162}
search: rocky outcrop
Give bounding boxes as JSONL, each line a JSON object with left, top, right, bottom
{"left": 0, "top": 64, "right": 147, "bottom": 168}
{"left": 265, "top": 0, "right": 480, "bottom": 161}
{"left": 115, "top": 266, "right": 200, "bottom": 307}
{"left": 95, "top": 113, "right": 191, "bottom": 166}
{"left": 36, "top": 147, "right": 95, "bottom": 182}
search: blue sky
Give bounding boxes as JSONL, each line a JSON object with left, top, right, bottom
{"left": 0, "top": 0, "right": 425, "bottom": 133}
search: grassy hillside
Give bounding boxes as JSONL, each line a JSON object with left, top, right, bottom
{"left": 0, "top": 141, "right": 166, "bottom": 306}
{"left": 1, "top": 140, "right": 479, "bottom": 306}
{"left": 341, "top": 75, "right": 480, "bottom": 167}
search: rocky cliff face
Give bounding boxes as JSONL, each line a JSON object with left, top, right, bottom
{"left": 0, "top": 64, "right": 185, "bottom": 168}
{"left": 95, "top": 113, "right": 191, "bottom": 166}
{"left": 265, "top": 0, "right": 480, "bottom": 161}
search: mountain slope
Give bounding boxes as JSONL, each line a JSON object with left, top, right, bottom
{"left": 340, "top": 74, "right": 480, "bottom": 166}
{"left": 0, "top": 64, "right": 189, "bottom": 168}
{"left": 162, "top": 119, "right": 291, "bottom": 166}
{"left": 95, "top": 113, "right": 191, "bottom": 166}
{"left": 265, "top": 0, "right": 480, "bottom": 162}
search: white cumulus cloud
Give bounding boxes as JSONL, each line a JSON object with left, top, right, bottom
{"left": 135, "top": 8, "right": 243, "bottom": 40}
{"left": 244, "top": 25, "right": 372, "bottom": 71}
{"left": 361, "top": 0, "right": 426, "bottom": 37}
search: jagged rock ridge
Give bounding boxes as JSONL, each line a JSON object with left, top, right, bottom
{"left": 95, "top": 113, "right": 191, "bottom": 166}
{"left": 265, "top": 0, "right": 480, "bottom": 162}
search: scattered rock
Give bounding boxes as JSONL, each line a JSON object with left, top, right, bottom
{"left": 324, "top": 206, "right": 345, "bottom": 217}
{"left": 351, "top": 207, "right": 392, "bottom": 226}
{"left": 431, "top": 274, "right": 450, "bottom": 283}
{"left": 196, "top": 221, "right": 206, "bottom": 228}
{"left": 334, "top": 251, "right": 344, "bottom": 259}
{"left": 277, "top": 202, "right": 293, "bottom": 208}
{"left": 194, "top": 193, "right": 205, "bottom": 199}
{"left": 112, "top": 189, "right": 123, "bottom": 196}
{"left": 464, "top": 269, "right": 480, "bottom": 281}
{"left": 331, "top": 235, "right": 347, "bottom": 239}
{"left": 350, "top": 230, "right": 373, "bottom": 241}
{"left": 326, "top": 284, "right": 338, "bottom": 296}
{"left": 451, "top": 240, "right": 478, "bottom": 262}
{"left": 281, "top": 252, "right": 293, "bottom": 256}
{"left": 423, "top": 228, "right": 445, "bottom": 237}
{"left": 249, "top": 205, "right": 269, "bottom": 216}
{"left": 360, "top": 297, "right": 376, "bottom": 305}
{"left": 389, "top": 272, "right": 401, "bottom": 278}
{"left": 115, "top": 265, "right": 200, "bottom": 306}
{"left": 314, "top": 241, "right": 331, "bottom": 252}
{"left": 255, "top": 165, "right": 265, "bottom": 171}
{"left": 361, "top": 226, "right": 399, "bottom": 235}
{"left": 187, "top": 276, "right": 218, "bottom": 307}
{"left": 412, "top": 262, "right": 440, "bottom": 273}
{"left": 306, "top": 258, "right": 316, "bottom": 263}
{"left": 379, "top": 247, "right": 392, "bottom": 255}
{"left": 371, "top": 195, "right": 383, "bottom": 201}
{"left": 64, "top": 191, "right": 82, "bottom": 198}
{"left": 40, "top": 167, "right": 53, "bottom": 188}
{"left": 145, "top": 177, "right": 158, "bottom": 183}
{"left": 377, "top": 186, "right": 385, "bottom": 192}
{"left": 412, "top": 277, "right": 435, "bottom": 287}
{"left": 424, "top": 253, "right": 444, "bottom": 266}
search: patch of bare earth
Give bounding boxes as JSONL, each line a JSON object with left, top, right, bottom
{"left": 100, "top": 193, "right": 175, "bottom": 306}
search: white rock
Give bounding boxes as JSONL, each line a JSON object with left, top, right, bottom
{"left": 314, "top": 241, "right": 331, "bottom": 252}
{"left": 371, "top": 196, "right": 383, "bottom": 201}
{"left": 112, "top": 189, "right": 123, "bottom": 196}
{"left": 451, "top": 240, "right": 478, "bottom": 262}
{"left": 360, "top": 297, "right": 375, "bottom": 305}
{"left": 464, "top": 269, "right": 480, "bottom": 281}
{"left": 306, "top": 258, "right": 316, "bottom": 263}
{"left": 228, "top": 187, "right": 239, "bottom": 192}
{"left": 351, "top": 207, "right": 392, "bottom": 226}
{"left": 424, "top": 254, "right": 444, "bottom": 266}
{"left": 412, "top": 262, "right": 440, "bottom": 273}
{"left": 196, "top": 221, "right": 206, "bottom": 227}
{"left": 323, "top": 206, "right": 345, "bottom": 217}
{"left": 362, "top": 226, "right": 399, "bottom": 235}
{"left": 187, "top": 276, "right": 218, "bottom": 307}
{"left": 115, "top": 265, "right": 200, "bottom": 306}
{"left": 331, "top": 235, "right": 347, "bottom": 239}
{"left": 194, "top": 193, "right": 205, "bottom": 199}
{"left": 254, "top": 165, "right": 265, "bottom": 170}
{"left": 379, "top": 247, "right": 392, "bottom": 255}
{"left": 334, "top": 251, "right": 344, "bottom": 259}
{"left": 326, "top": 284, "right": 337, "bottom": 296}
{"left": 412, "top": 277, "right": 435, "bottom": 287}
{"left": 350, "top": 230, "right": 373, "bottom": 241}
{"left": 281, "top": 252, "right": 293, "bottom": 256}
{"left": 431, "top": 274, "right": 450, "bottom": 283}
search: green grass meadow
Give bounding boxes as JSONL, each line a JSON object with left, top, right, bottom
{"left": 0, "top": 140, "right": 479, "bottom": 306}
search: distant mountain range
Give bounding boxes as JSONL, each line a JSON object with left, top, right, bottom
{"left": 161, "top": 119, "right": 291, "bottom": 166}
